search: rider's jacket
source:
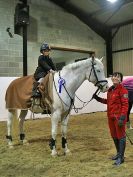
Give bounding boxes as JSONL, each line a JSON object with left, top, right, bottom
{"left": 98, "top": 84, "right": 128, "bottom": 119}
{"left": 34, "top": 55, "right": 56, "bottom": 81}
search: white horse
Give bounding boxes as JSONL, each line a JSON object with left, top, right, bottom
{"left": 5, "top": 57, "right": 109, "bottom": 155}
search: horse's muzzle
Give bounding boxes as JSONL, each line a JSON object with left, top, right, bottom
{"left": 95, "top": 80, "right": 109, "bottom": 93}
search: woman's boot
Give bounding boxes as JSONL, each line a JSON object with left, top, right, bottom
{"left": 112, "top": 138, "right": 119, "bottom": 160}
{"left": 114, "top": 137, "right": 126, "bottom": 166}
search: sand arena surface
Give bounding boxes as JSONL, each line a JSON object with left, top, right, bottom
{"left": 0, "top": 112, "right": 133, "bottom": 177}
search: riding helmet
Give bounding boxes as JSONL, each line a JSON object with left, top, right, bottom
{"left": 40, "top": 43, "right": 51, "bottom": 53}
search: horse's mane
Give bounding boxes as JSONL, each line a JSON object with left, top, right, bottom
{"left": 62, "top": 58, "right": 101, "bottom": 71}
{"left": 62, "top": 58, "right": 90, "bottom": 70}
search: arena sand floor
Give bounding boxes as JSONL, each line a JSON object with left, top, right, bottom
{"left": 0, "top": 112, "right": 133, "bottom": 177}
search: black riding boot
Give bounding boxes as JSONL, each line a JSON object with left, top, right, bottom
{"left": 112, "top": 138, "right": 119, "bottom": 160}
{"left": 31, "top": 82, "right": 41, "bottom": 97}
{"left": 114, "top": 137, "right": 126, "bottom": 166}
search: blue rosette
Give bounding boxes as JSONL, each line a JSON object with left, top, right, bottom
{"left": 58, "top": 78, "right": 65, "bottom": 93}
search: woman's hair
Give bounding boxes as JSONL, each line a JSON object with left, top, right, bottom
{"left": 112, "top": 72, "right": 123, "bottom": 82}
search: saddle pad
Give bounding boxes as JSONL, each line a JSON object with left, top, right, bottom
{"left": 38, "top": 73, "right": 53, "bottom": 110}
{"left": 5, "top": 75, "right": 34, "bottom": 109}
{"left": 5, "top": 73, "right": 53, "bottom": 109}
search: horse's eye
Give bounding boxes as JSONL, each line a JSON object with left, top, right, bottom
{"left": 97, "top": 70, "right": 100, "bottom": 72}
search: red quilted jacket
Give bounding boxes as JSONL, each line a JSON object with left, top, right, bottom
{"left": 99, "top": 84, "right": 128, "bottom": 119}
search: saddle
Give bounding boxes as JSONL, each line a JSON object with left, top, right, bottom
{"left": 31, "top": 73, "right": 53, "bottom": 113}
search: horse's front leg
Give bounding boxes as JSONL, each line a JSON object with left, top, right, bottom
{"left": 61, "top": 115, "right": 71, "bottom": 155}
{"left": 6, "top": 109, "right": 15, "bottom": 148}
{"left": 49, "top": 111, "right": 60, "bottom": 156}
{"left": 19, "top": 110, "right": 28, "bottom": 145}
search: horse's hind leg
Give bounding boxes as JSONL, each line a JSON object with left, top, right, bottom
{"left": 6, "top": 109, "right": 16, "bottom": 148}
{"left": 49, "top": 111, "right": 60, "bottom": 156}
{"left": 19, "top": 110, "right": 28, "bottom": 145}
{"left": 61, "top": 115, "right": 70, "bottom": 155}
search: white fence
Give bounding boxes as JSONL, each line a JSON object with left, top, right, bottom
{"left": 0, "top": 76, "right": 132, "bottom": 121}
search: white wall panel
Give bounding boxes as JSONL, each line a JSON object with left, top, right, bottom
{"left": 113, "top": 50, "right": 133, "bottom": 75}
{"left": 112, "top": 23, "right": 133, "bottom": 75}
{"left": 113, "top": 24, "right": 133, "bottom": 51}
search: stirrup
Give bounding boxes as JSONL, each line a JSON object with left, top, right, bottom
{"left": 41, "top": 110, "right": 51, "bottom": 114}
{"left": 31, "top": 91, "right": 41, "bottom": 98}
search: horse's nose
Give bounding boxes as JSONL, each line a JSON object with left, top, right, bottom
{"left": 106, "top": 84, "right": 109, "bottom": 89}
{"left": 103, "top": 85, "right": 109, "bottom": 92}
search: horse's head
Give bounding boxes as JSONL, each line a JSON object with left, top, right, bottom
{"left": 86, "top": 58, "right": 109, "bottom": 93}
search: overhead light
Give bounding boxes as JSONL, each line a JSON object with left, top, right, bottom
{"left": 106, "top": 0, "right": 117, "bottom": 3}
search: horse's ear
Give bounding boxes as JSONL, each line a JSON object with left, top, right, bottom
{"left": 99, "top": 57, "right": 103, "bottom": 62}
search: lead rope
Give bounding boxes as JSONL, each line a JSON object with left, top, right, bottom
{"left": 75, "top": 87, "right": 100, "bottom": 106}
{"left": 73, "top": 87, "right": 101, "bottom": 113}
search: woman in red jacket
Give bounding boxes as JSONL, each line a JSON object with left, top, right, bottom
{"left": 93, "top": 72, "right": 128, "bottom": 166}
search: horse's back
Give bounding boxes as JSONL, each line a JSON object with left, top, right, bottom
{"left": 5, "top": 75, "right": 35, "bottom": 109}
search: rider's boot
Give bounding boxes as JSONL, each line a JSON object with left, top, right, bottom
{"left": 31, "top": 82, "right": 41, "bottom": 98}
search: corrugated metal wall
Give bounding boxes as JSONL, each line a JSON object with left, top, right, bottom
{"left": 112, "top": 23, "right": 133, "bottom": 76}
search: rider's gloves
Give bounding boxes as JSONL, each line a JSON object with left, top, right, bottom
{"left": 49, "top": 69, "right": 55, "bottom": 74}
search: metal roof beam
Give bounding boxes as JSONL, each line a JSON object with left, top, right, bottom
{"left": 50, "top": 0, "right": 108, "bottom": 40}
{"left": 111, "top": 19, "right": 133, "bottom": 28}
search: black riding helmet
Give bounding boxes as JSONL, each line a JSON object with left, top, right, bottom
{"left": 40, "top": 43, "right": 51, "bottom": 53}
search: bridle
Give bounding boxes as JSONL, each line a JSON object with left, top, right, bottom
{"left": 88, "top": 60, "right": 108, "bottom": 90}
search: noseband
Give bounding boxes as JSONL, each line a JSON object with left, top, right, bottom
{"left": 88, "top": 60, "right": 108, "bottom": 90}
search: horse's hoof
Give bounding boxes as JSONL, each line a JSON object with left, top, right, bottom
{"left": 7, "top": 141, "right": 14, "bottom": 149}
{"left": 20, "top": 139, "right": 29, "bottom": 145}
{"left": 64, "top": 149, "right": 72, "bottom": 156}
{"left": 8, "top": 145, "right": 14, "bottom": 149}
{"left": 51, "top": 151, "right": 58, "bottom": 156}
{"left": 23, "top": 139, "right": 29, "bottom": 145}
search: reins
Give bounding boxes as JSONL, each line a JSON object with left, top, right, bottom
{"left": 74, "top": 87, "right": 100, "bottom": 110}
